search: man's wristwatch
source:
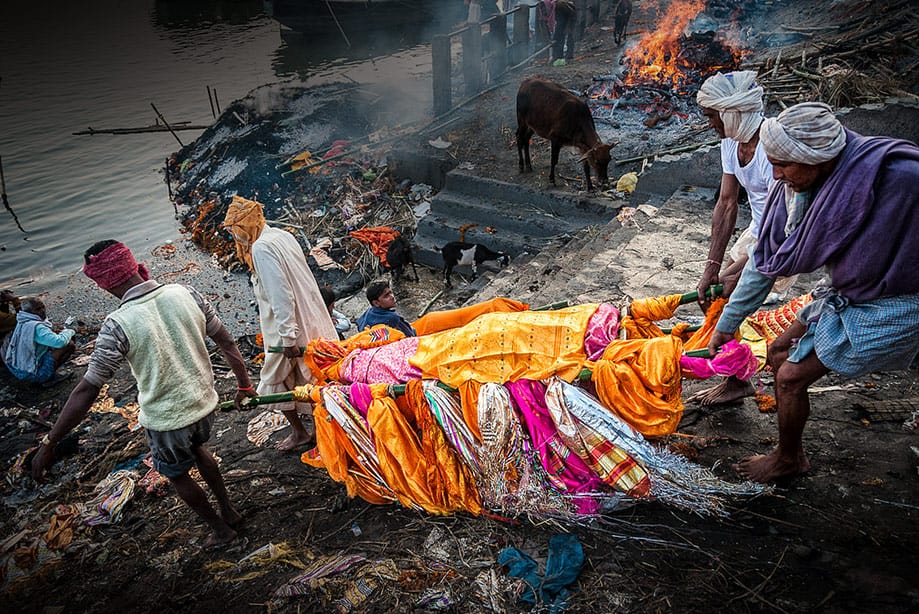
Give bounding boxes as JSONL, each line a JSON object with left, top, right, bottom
{"left": 40, "top": 433, "right": 56, "bottom": 446}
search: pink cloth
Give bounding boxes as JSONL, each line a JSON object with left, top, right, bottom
{"left": 679, "top": 340, "right": 758, "bottom": 380}
{"left": 506, "top": 379, "right": 604, "bottom": 514}
{"left": 348, "top": 383, "right": 374, "bottom": 417}
{"left": 583, "top": 304, "right": 621, "bottom": 361}
{"left": 82, "top": 242, "right": 150, "bottom": 290}
{"left": 340, "top": 337, "right": 421, "bottom": 384}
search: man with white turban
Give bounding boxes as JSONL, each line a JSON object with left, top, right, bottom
{"left": 708, "top": 102, "right": 919, "bottom": 483}
{"left": 692, "top": 71, "right": 779, "bottom": 405}
{"left": 223, "top": 196, "right": 338, "bottom": 451}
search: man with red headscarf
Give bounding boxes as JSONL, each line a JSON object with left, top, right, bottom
{"left": 32, "top": 240, "right": 255, "bottom": 548}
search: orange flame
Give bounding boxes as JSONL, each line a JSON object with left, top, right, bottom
{"left": 623, "top": 0, "right": 705, "bottom": 88}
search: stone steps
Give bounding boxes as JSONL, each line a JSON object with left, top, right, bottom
{"left": 412, "top": 171, "right": 618, "bottom": 278}
{"left": 472, "top": 185, "right": 719, "bottom": 309}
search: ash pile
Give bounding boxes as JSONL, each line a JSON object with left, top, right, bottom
{"left": 167, "top": 81, "right": 430, "bottom": 297}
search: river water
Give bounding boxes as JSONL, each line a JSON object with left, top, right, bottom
{"left": 0, "top": 0, "right": 450, "bottom": 295}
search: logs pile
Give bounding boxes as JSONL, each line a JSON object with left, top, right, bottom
{"left": 753, "top": 0, "right": 918, "bottom": 109}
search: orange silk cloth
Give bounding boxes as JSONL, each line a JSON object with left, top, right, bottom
{"left": 348, "top": 227, "right": 400, "bottom": 266}
{"left": 300, "top": 381, "right": 482, "bottom": 515}
{"left": 412, "top": 297, "right": 530, "bottom": 336}
{"left": 590, "top": 336, "right": 685, "bottom": 436}
{"left": 620, "top": 294, "right": 683, "bottom": 339}
{"left": 411, "top": 304, "right": 600, "bottom": 388}
{"left": 299, "top": 384, "right": 395, "bottom": 505}
{"left": 373, "top": 382, "right": 482, "bottom": 515}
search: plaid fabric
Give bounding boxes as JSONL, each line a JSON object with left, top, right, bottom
{"left": 792, "top": 292, "right": 919, "bottom": 377}
{"left": 544, "top": 382, "right": 650, "bottom": 497}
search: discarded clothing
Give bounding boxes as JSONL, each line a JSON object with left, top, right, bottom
{"left": 498, "top": 533, "right": 584, "bottom": 612}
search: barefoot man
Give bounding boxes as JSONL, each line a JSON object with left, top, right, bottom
{"left": 32, "top": 240, "right": 254, "bottom": 548}
{"left": 707, "top": 102, "right": 919, "bottom": 482}
{"left": 223, "top": 196, "right": 337, "bottom": 451}
{"left": 692, "top": 71, "right": 786, "bottom": 406}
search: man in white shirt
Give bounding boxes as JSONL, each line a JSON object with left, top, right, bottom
{"left": 692, "top": 71, "right": 781, "bottom": 406}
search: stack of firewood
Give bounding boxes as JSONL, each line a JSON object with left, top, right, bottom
{"left": 751, "top": 0, "right": 918, "bottom": 109}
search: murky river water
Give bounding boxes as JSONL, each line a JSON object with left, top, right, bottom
{"left": 0, "top": 0, "right": 447, "bottom": 294}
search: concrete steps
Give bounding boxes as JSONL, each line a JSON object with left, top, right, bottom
{"left": 472, "top": 185, "right": 719, "bottom": 308}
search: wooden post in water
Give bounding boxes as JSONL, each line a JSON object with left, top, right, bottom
{"left": 512, "top": 6, "right": 530, "bottom": 65}
{"left": 206, "top": 85, "right": 216, "bottom": 119}
{"left": 432, "top": 34, "right": 452, "bottom": 117}
{"left": 462, "top": 24, "right": 483, "bottom": 96}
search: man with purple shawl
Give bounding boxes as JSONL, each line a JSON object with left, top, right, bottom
{"left": 708, "top": 102, "right": 919, "bottom": 483}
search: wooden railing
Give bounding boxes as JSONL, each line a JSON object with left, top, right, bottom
{"left": 431, "top": 1, "right": 613, "bottom": 115}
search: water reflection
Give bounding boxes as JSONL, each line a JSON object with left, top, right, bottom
{"left": 0, "top": 0, "right": 452, "bottom": 293}
{"left": 153, "top": 0, "right": 268, "bottom": 27}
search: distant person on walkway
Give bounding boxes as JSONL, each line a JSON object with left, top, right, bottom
{"left": 2, "top": 297, "right": 75, "bottom": 383}
{"left": 552, "top": 0, "right": 576, "bottom": 61}
{"left": 31, "top": 240, "right": 254, "bottom": 548}
{"left": 692, "top": 71, "right": 784, "bottom": 406}
{"left": 465, "top": 0, "right": 499, "bottom": 22}
{"left": 356, "top": 281, "right": 416, "bottom": 337}
{"left": 708, "top": 102, "right": 919, "bottom": 483}
{"left": 613, "top": 0, "right": 632, "bottom": 45}
{"left": 320, "top": 285, "right": 352, "bottom": 340}
{"left": 223, "top": 196, "right": 338, "bottom": 451}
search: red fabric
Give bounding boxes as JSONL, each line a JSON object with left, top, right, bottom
{"left": 82, "top": 242, "right": 150, "bottom": 290}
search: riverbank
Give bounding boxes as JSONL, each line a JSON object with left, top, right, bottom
{"left": 2, "top": 1, "right": 918, "bottom": 612}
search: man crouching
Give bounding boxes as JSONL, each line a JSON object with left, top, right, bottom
{"left": 32, "top": 240, "right": 257, "bottom": 548}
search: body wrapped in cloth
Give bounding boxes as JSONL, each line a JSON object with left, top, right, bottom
{"left": 294, "top": 298, "right": 774, "bottom": 518}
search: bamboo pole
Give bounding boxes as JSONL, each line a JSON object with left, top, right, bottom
{"left": 615, "top": 140, "right": 720, "bottom": 166}
{"left": 220, "top": 348, "right": 713, "bottom": 411}
{"left": 149, "top": 103, "right": 184, "bottom": 147}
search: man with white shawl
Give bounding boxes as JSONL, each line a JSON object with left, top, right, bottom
{"left": 692, "top": 71, "right": 778, "bottom": 405}
{"left": 223, "top": 196, "right": 338, "bottom": 451}
{"left": 708, "top": 102, "right": 919, "bottom": 483}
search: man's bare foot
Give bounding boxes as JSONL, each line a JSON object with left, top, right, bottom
{"left": 202, "top": 526, "right": 237, "bottom": 550}
{"left": 688, "top": 377, "right": 754, "bottom": 406}
{"left": 734, "top": 450, "right": 811, "bottom": 483}
{"left": 222, "top": 507, "right": 243, "bottom": 529}
{"left": 275, "top": 431, "right": 313, "bottom": 451}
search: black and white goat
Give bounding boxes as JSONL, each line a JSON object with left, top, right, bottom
{"left": 440, "top": 241, "right": 510, "bottom": 287}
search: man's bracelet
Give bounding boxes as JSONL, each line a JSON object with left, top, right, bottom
{"left": 238, "top": 385, "right": 256, "bottom": 392}
{"left": 705, "top": 259, "right": 722, "bottom": 268}
{"left": 40, "top": 433, "right": 57, "bottom": 446}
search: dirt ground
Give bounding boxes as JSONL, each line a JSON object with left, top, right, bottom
{"left": 2, "top": 1, "right": 919, "bottom": 612}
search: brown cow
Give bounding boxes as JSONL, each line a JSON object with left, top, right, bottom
{"left": 516, "top": 77, "right": 612, "bottom": 191}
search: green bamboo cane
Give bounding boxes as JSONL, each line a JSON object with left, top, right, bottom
{"left": 677, "top": 284, "right": 723, "bottom": 305}
{"left": 219, "top": 352, "right": 712, "bottom": 411}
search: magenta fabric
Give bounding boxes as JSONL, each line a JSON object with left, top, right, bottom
{"left": 340, "top": 337, "right": 421, "bottom": 384}
{"left": 679, "top": 340, "right": 758, "bottom": 380}
{"left": 506, "top": 379, "right": 604, "bottom": 514}
{"left": 348, "top": 383, "right": 373, "bottom": 418}
{"left": 583, "top": 304, "right": 621, "bottom": 361}
{"left": 82, "top": 242, "right": 150, "bottom": 290}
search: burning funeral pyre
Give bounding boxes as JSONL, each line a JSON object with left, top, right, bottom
{"left": 589, "top": 0, "right": 753, "bottom": 139}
